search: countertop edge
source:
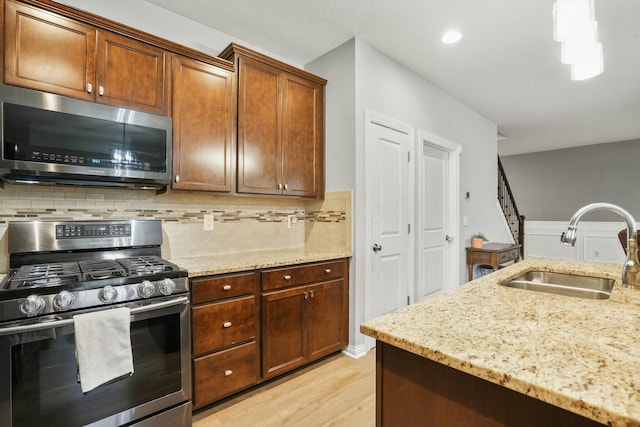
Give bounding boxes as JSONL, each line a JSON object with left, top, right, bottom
{"left": 170, "top": 250, "right": 352, "bottom": 277}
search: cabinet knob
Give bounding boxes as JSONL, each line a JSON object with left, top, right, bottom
{"left": 283, "top": 275, "right": 292, "bottom": 281}
{"left": 224, "top": 369, "right": 233, "bottom": 377}
{"left": 99, "top": 86, "right": 104, "bottom": 96}
{"left": 303, "top": 291, "right": 308, "bottom": 300}
{"left": 310, "top": 290, "right": 315, "bottom": 298}
{"left": 223, "top": 321, "right": 232, "bottom": 328}
{"left": 325, "top": 269, "right": 332, "bottom": 274}
{"left": 175, "top": 175, "right": 180, "bottom": 183}
{"left": 278, "top": 184, "right": 283, "bottom": 190}
{"left": 284, "top": 184, "right": 288, "bottom": 190}
{"left": 223, "top": 285, "right": 231, "bottom": 291}
{"left": 87, "top": 83, "right": 93, "bottom": 93}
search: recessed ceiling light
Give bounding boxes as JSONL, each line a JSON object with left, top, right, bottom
{"left": 441, "top": 30, "right": 462, "bottom": 44}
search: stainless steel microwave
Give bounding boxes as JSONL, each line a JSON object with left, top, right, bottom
{"left": 0, "top": 84, "right": 172, "bottom": 190}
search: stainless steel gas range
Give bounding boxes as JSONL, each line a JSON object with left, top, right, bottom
{"left": 0, "top": 219, "right": 191, "bottom": 427}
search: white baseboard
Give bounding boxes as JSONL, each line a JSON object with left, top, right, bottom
{"left": 342, "top": 343, "right": 371, "bottom": 359}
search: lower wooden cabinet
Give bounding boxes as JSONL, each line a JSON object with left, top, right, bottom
{"left": 190, "top": 258, "right": 349, "bottom": 409}
{"left": 261, "top": 259, "right": 349, "bottom": 380}
{"left": 191, "top": 272, "right": 259, "bottom": 409}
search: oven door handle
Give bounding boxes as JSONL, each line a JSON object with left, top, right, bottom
{"left": 0, "top": 296, "right": 189, "bottom": 336}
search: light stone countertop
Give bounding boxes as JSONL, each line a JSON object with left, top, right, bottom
{"left": 170, "top": 249, "right": 352, "bottom": 277}
{"left": 360, "top": 258, "right": 640, "bottom": 427}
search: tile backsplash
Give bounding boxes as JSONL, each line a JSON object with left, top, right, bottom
{"left": 0, "top": 184, "right": 351, "bottom": 272}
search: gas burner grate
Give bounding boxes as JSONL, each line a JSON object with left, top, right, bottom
{"left": 117, "top": 256, "right": 176, "bottom": 276}
{"left": 79, "top": 260, "right": 127, "bottom": 281}
{"left": 9, "top": 262, "right": 82, "bottom": 289}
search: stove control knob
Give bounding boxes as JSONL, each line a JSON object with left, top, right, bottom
{"left": 53, "top": 290, "right": 75, "bottom": 311}
{"left": 137, "top": 280, "right": 156, "bottom": 298}
{"left": 20, "top": 295, "right": 45, "bottom": 316}
{"left": 158, "top": 278, "right": 176, "bottom": 296}
{"left": 99, "top": 285, "right": 118, "bottom": 304}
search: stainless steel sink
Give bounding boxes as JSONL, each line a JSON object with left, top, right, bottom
{"left": 504, "top": 271, "right": 614, "bottom": 300}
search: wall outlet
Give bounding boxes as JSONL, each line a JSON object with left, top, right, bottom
{"left": 287, "top": 215, "right": 298, "bottom": 229}
{"left": 203, "top": 214, "right": 214, "bottom": 231}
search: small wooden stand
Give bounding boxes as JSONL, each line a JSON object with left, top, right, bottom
{"left": 466, "top": 243, "right": 521, "bottom": 281}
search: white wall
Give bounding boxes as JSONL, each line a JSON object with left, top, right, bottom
{"left": 308, "top": 38, "right": 511, "bottom": 356}
{"left": 501, "top": 139, "right": 640, "bottom": 221}
{"left": 353, "top": 39, "right": 509, "bottom": 258}
{"left": 525, "top": 221, "right": 627, "bottom": 264}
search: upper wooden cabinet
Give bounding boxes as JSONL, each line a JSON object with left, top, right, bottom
{"left": 4, "top": 0, "right": 166, "bottom": 114}
{"left": 95, "top": 31, "right": 165, "bottom": 114}
{"left": 171, "top": 55, "right": 234, "bottom": 192}
{"left": 221, "top": 44, "right": 326, "bottom": 198}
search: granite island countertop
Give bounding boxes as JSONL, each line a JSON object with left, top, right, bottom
{"left": 169, "top": 248, "right": 351, "bottom": 278}
{"left": 360, "top": 258, "right": 640, "bottom": 427}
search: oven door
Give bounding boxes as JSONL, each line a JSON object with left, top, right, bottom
{"left": 0, "top": 296, "right": 191, "bottom": 427}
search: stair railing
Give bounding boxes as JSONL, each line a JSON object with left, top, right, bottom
{"left": 498, "top": 156, "right": 525, "bottom": 257}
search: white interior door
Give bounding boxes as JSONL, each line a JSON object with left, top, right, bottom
{"left": 419, "top": 143, "right": 449, "bottom": 298}
{"left": 366, "top": 113, "right": 412, "bottom": 323}
{"left": 417, "top": 130, "right": 461, "bottom": 297}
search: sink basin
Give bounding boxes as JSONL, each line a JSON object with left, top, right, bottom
{"left": 504, "top": 271, "right": 614, "bottom": 300}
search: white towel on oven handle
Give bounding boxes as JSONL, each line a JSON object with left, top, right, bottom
{"left": 73, "top": 307, "right": 134, "bottom": 393}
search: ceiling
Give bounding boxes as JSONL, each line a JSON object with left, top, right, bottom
{"left": 146, "top": 0, "right": 640, "bottom": 156}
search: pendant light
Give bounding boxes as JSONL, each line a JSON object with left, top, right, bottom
{"left": 553, "top": 0, "right": 603, "bottom": 80}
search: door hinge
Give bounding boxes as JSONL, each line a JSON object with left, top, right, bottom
{"left": 408, "top": 152, "right": 411, "bottom": 162}
{"left": 408, "top": 224, "right": 411, "bottom": 234}
{"left": 407, "top": 295, "right": 411, "bottom": 305}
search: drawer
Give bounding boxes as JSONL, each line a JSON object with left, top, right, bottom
{"left": 262, "top": 259, "right": 345, "bottom": 291}
{"left": 469, "top": 252, "right": 492, "bottom": 264}
{"left": 192, "top": 271, "right": 257, "bottom": 304}
{"left": 192, "top": 296, "right": 256, "bottom": 356}
{"left": 498, "top": 248, "right": 520, "bottom": 263}
{"left": 193, "top": 340, "right": 258, "bottom": 407}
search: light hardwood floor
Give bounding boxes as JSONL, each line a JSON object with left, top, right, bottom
{"left": 193, "top": 349, "right": 376, "bottom": 427}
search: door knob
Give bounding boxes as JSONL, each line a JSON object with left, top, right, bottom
{"left": 445, "top": 235, "right": 453, "bottom": 242}
{"left": 372, "top": 243, "right": 382, "bottom": 253}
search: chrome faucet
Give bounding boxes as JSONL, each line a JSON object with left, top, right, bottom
{"left": 561, "top": 202, "right": 640, "bottom": 288}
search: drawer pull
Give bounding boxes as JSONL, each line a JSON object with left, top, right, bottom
{"left": 284, "top": 275, "right": 292, "bottom": 280}
{"left": 224, "top": 369, "right": 233, "bottom": 377}
{"left": 223, "top": 321, "right": 232, "bottom": 328}
{"left": 325, "top": 268, "right": 332, "bottom": 274}
{"left": 223, "top": 285, "right": 232, "bottom": 291}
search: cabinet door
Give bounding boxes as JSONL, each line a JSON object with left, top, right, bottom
{"left": 96, "top": 30, "right": 166, "bottom": 114}
{"left": 307, "top": 279, "right": 345, "bottom": 360}
{"left": 236, "top": 56, "right": 281, "bottom": 195}
{"left": 172, "top": 55, "right": 234, "bottom": 191}
{"left": 261, "top": 285, "right": 307, "bottom": 379}
{"left": 281, "top": 73, "right": 324, "bottom": 197}
{"left": 4, "top": 0, "right": 96, "bottom": 100}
